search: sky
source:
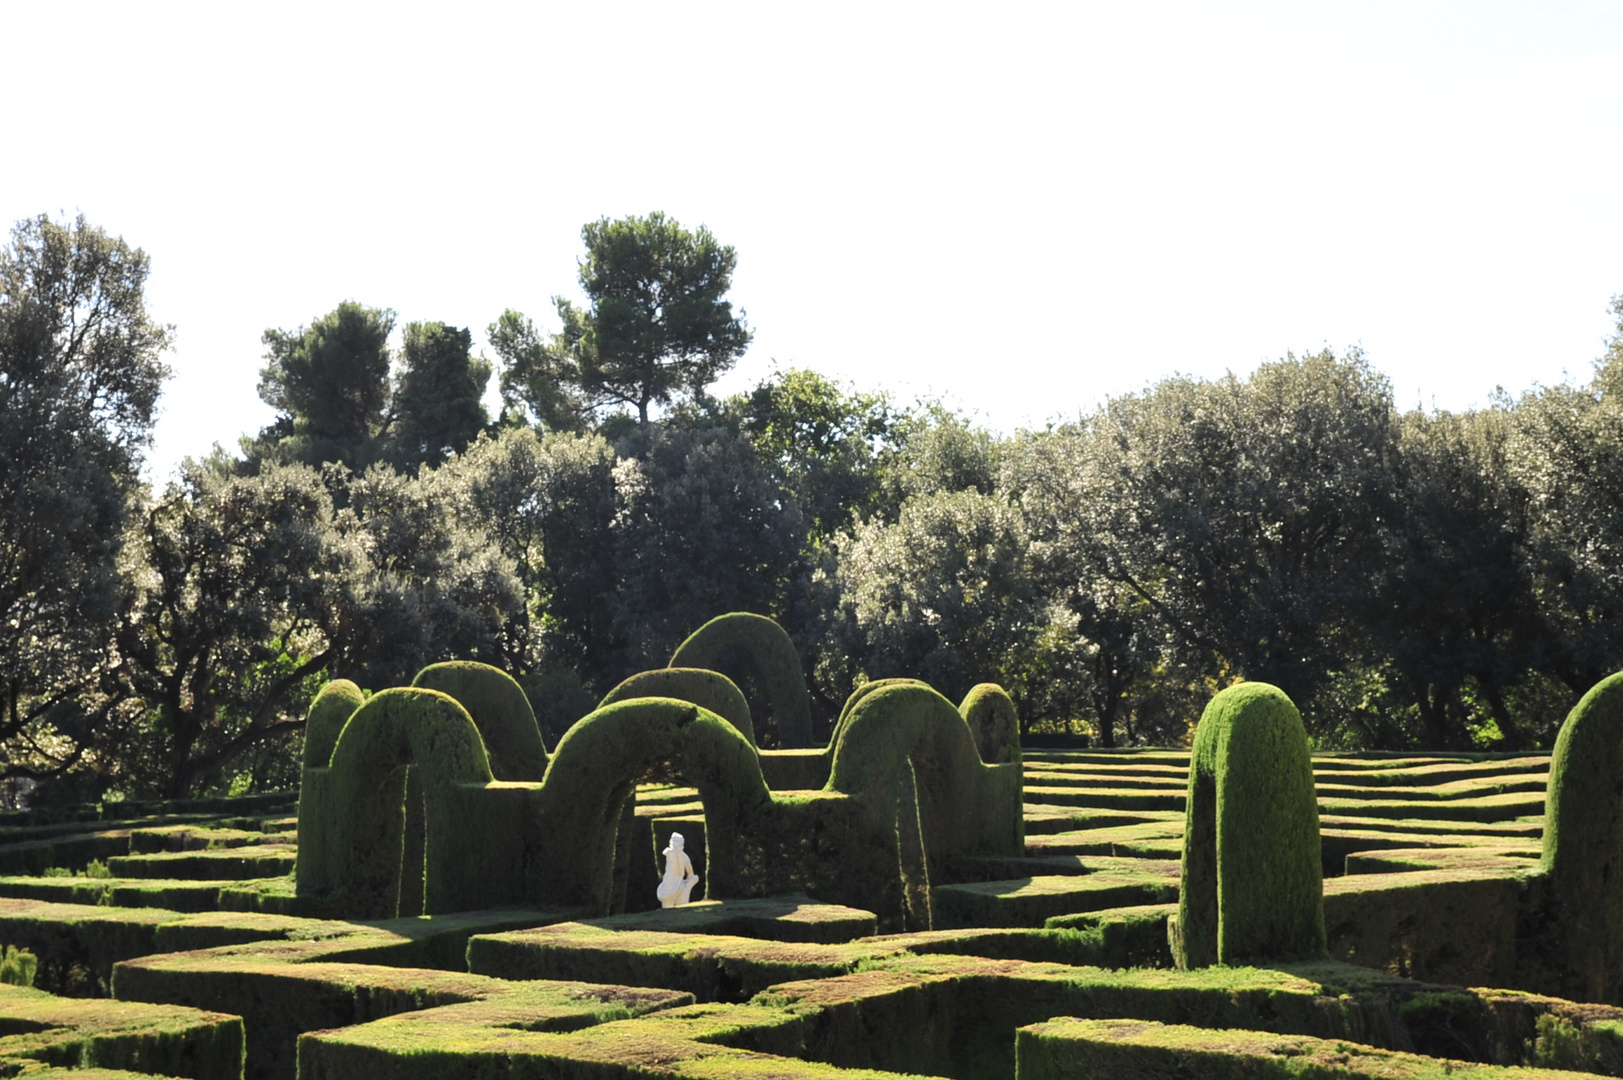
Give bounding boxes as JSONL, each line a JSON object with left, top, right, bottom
{"left": 5, "top": 1, "right": 1622, "bottom": 481}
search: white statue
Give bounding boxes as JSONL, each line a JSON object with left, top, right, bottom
{"left": 656, "top": 831, "right": 699, "bottom": 908}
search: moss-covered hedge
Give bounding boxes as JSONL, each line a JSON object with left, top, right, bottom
{"left": 302, "top": 680, "right": 365, "bottom": 771}
{"left": 1173, "top": 682, "right": 1325, "bottom": 968}
{"left": 598, "top": 668, "right": 755, "bottom": 746}
{"left": 1538, "top": 669, "right": 1623, "bottom": 1005}
{"left": 295, "top": 688, "right": 495, "bottom": 919}
{"left": 411, "top": 661, "right": 549, "bottom": 781}
{"left": 0, "top": 982, "right": 243, "bottom": 1079}
{"left": 668, "top": 612, "right": 815, "bottom": 748}
{"left": 1014, "top": 1017, "right": 1588, "bottom": 1080}
{"left": 960, "top": 682, "right": 1021, "bottom": 766}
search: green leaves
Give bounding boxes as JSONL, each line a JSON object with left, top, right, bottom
{"left": 0, "top": 214, "right": 171, "bottom": 782}
{"left": 498, "top": 213, "right": 752, "bottom": 430}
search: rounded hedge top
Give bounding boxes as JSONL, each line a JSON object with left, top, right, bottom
{"left": 303, "top": 679, "right": 365, "bottom": 770}
{"left": 669, "top": 613, "right": 815, "bottom": 748}
{"left": 1176, "top": 680, "right": 1324, "bottom": 967}
{"left": 599, "top": 668, "right": 755, "bottom": 745}
{"left": 411, "top": 661, "right": 548, "bottom": 781}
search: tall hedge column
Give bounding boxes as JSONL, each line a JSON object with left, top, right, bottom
{"left": 1172, "top": 682, "right": 1325, "bottom": 968}
{"left": 1540, "top": 671, "right": 1623, "bottom": 1004}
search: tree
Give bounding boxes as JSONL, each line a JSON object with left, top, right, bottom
{"left": 832, "top": 488, "right": 1039, "bottom": 708}
{"left": 116, "top": 464, "right": 353, "bottom": 798}
{"left": 552, "top": 213, "right": 752, "bottom": 430}
{"left": 439, "top": 426, "right": 619, "bottom": 684}
{"left": 1378, "top": 408, "right": 1547, "bottom": 749}
{"left": 0, "top": 214, "right": 170, "bottom": 785}
{"left": 609, "top": 426, "right": 803, "bottom": 682}
{"left": 389, "top": 321, "right": 491, "bottom": 469}
{"left": 115, "top": 462, "right": 528, "bottom": 798}
{"left": 1504, "top": 299, "right": 1623, "bottom": 698}
{"left": 1081, "top": 350, "right": 1401, "bottom": 722}
{"left": 487, "top": 309, "right": 592, "bottom": 434}
{"left": 1002, "top": 428, "right": 1163, "bottom": 747}
{"left": 879, "top": 404, "right": 1002, "bottom": 507}
{"left": 249, "top": 301, "right": 394, "bottom": 468}
{"left": 730, "top": 368, "right": 904, "bottom": 542}
{"left": 336, "top": 464, "right": 529, "bottom": 688}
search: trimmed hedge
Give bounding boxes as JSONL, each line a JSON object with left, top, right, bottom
{"left": 1321, "top": 869, "right": 1523, "bottom": 987}
{"left": 295, "top": 688, "right": 495, "bottom": 919}
{"left": 467, "top": 922, "right": 878, "bottom": 1002}
{"left": 959, "top": 682, "right": 1021, "bottom": 766}
{"left": 564, "top": 896, "right": 879, "bottom": 944}
{"left": 598, "top": 668, "right": 755, "bottom": 746}
{"left": 1538, "top": 669, "right": 1623, "bottom": 1005}
{"left": 827, "top": 682, "right": 1026, "bottom": 875}
{"left": 931, "top": 873, "right": 1178, "bottom": 930}
{"left": 668, "top": 612, "right": 815, "bottom": 748}
{"left": 411, "top": 661, "right": 549, "bottom": 781}
{"left": 0, "top": 982, "right": 243, "bottom": 1080}
{"left": 1014, "top": 1018, "right": 1590, "bottom": 1080}
{"left": 302, "top": 680, "right": 364, "bottom": 771}
{"left": 1172, "top": 682, "right": 1325, "bottom": 968}
{"left": 296, "top": 997, "right": 912, "bottom": 1080}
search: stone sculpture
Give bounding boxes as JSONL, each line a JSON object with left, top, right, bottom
{"left": 657, "top": 832, "right": 699, "bottom": 907}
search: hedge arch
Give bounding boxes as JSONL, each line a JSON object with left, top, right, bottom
{"left": 411, "top": 661, "right": 548, "bottom": 781}
{"left": 1172, "top": 682, "right": 1325, "bottom": 969}
{"left": 302, "top": 680, "right": 364, "bottom": 769}
{"left": 1539, "top": 670, "right": 1623, "bottom": 1004}
{"left": 531, "top": 698, "right": 779, "bottom": 913}
{"left": 828, "top": 681, "right": 1025, "bottom": 868}
{"left": 295, "top": 687, "right": 495, "bottom": 919}
{"left": 599, "top": 668, "right": 755, "bottom": 746}
{"left": 668, "top": 613, "right": 815, "bottom": 748}
{"left": 959, "top": 683, "right": 1021, "bottom": 765}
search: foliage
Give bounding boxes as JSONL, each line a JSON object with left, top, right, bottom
{"left": 1378, "top": 408, "right": 1545, "bottom": 749}
{"left": 487, "top": 308, "right": 593, "bottom": 433}
{"left": 0, "top": 214, "right": 170, "bottom": 783}
{"left": 439, "top": 426, "right": 619, "bottom": 683}
{"left": 338, "top": 463, "right": 527, "bottom": 687}
{"left": 1503, "top": 299, "right": 1623, "bottom": 698}
{"left": 536, "top": 213, "right": 752, "bottom": 430}
{"left": 1003, "top": 428, "right": 1167, "bottom": 747}
{"left": 729, "top": 367, "right": 905, "bottom": 540}
{"left": 832, "top": 488, "right": 1037, "bottom": 708}
{"left": 0, "top": 946, "right": 36, "bottom": 988}
{"left": 388, "top": 321, "right": 491, "bottom": 469}
{"left": 609, "top": 426, "right": 803, "bottom": 676}
{"left": 251, "top": 300, "right": 394, "bottom": 468}
{"left": 1079, "top": 350, "right": 1401, "bottom": 723}
{"left": 881, "top": 404, "right": 1001, "bottom": 506}
{"left": 115, "top": 463, "right": 354, "bottom": 797}
{"left": 113, "top": 461, "right": 524, "bottom": 798}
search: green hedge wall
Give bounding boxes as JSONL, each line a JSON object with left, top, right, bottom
{"left": 1172, "top": 681, "right": 1325, "bottom": 967}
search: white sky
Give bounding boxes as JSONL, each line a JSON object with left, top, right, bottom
{"left": 6, "top": 1, "right": 1622, "bottom": 481}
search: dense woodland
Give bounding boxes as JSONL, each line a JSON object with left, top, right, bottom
{"left": 4, "top": 211, "right": 1623, "bottom": 802}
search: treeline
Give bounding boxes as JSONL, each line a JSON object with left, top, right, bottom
{"left": 4, "top": 212, "right": 1623, "bottom": 802}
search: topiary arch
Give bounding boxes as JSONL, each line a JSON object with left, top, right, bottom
{"left": 295, "top": 687, "right": 495, "bottom": 919}
{"left": 598, "top": 668, "right": 755, "bottom": 746}
{"left": 668, "top": 613, "right": 815, "bottom": 748}
{"left": 411, "top": 661, "right": 549, "bottom": 781}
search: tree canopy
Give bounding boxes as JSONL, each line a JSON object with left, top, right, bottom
{"left": 8, "top": 210, "right": 1623, "bottom": 800}
{"left": 0, "top": 214, "right": 170, "bottom": 784}
{"left": 502, "top": 213, "right": 751, "bottom": 432}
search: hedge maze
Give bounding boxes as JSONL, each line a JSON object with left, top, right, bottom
{"left": 3, "top": 616, "right": 1623, "bottom": 1078}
